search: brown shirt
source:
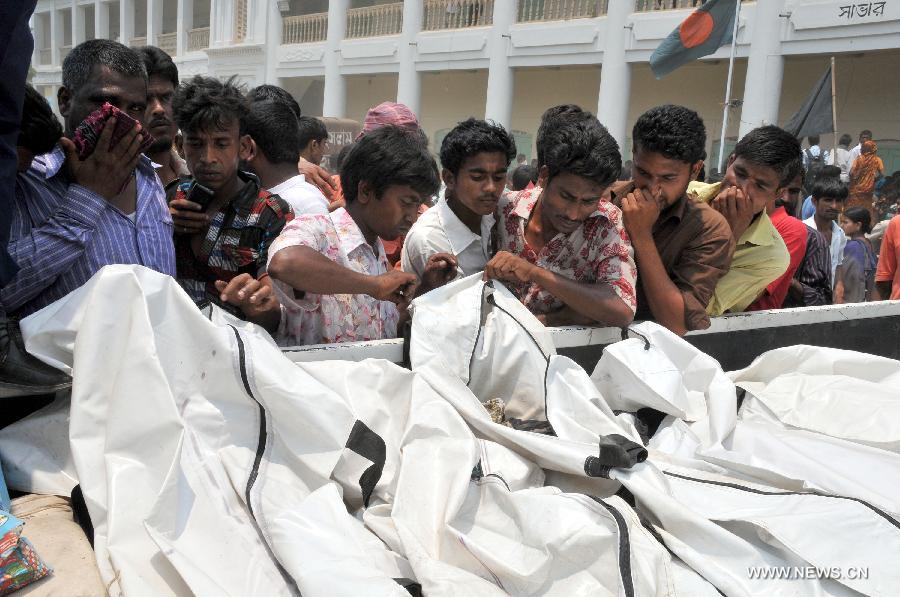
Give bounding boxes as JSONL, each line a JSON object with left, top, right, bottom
{"left": 613, "top": 182, "right": 735, "bottom": 331}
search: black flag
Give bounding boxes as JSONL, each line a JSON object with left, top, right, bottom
{"left": 783, "top": 66, "right": 833, "bottom": 138}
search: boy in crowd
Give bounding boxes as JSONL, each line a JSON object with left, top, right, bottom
{"left": 510, "top": 164, "right": 536, "bottom": 192}
{"left": 137, "top": 45, "right": 188, "bottom": 187}
{"left": 704, "top": 126, "right": 800, "bottom": 315}
{"left": 8, "top": 39, "right": 176, "bottom": 317}
{"left": 616, "top": 104, "right": 734, "bottom": 334}
{"left": 168, "top": 76, "right": 292, "bottom": 332}
{"left": 267, "top": 126, "right": 453, "bottom": 346}
{"left": 298, "top": 116, "right": 329, "bottom": 167}
{"left": 785, "top": 225, "right": 832, "bottom": 307}
{"left": 485, "top": 105, "right": 636, "bottom": 328}
{"left": 401, "top": 118, "right": 515, "bottom": 280}
{"left": 748, "top": 169, "right": 809, "bottom": 310}
{"left": 243, "top": 100, "right": 328, "bottom": 216}
{"left": 804, "top": 177, "right": 848, "bottom": 297}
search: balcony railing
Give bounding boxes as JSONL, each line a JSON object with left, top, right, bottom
{"left": 424, "top": 0, "right": 494, "bottom": 30}
{"left": 129, "top": 36, "right": 147, "bottom": 48}
{"left": 635, "top": 0, "right": 747, "bottom": 11}
{"left": 188, "top": 27, "right": 210, "bottom": 51}
{"left": 157, "top": 32, "right": 177, "bottom": 56}
{"left": 346, "top": 3, "right": 403, "bottom": 39}
{"left": 282, "top": 12, "right": 328, "bottom": 44}
{"left": 60, "top": 44, "right": 72, "bottom": 63}
{"left": 38, "top": 48, "right": 52, "bottom": 65}
{"left": 517, "top": 0, "right": 607, "bottom": 22}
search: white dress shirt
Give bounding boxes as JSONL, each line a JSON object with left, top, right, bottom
{"left": 268, "top": 174, "right": 329, "bottom": 216}
{"left": 401, "top": 197, "right": 495, "bottom": 279}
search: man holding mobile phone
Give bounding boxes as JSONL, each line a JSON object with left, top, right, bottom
{"left": 6, "top": 39, "right": 176, "bottom": 319}
{"left": 168, "top": 76, "right": 292, "bottom": 332}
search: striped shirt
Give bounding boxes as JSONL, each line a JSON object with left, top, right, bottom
{"left": 5, "top": 145, "right": 176, "bottom": 316}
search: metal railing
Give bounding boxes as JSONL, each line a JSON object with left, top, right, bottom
{"left": 423, "top": 0, "right": 494, "bottom": 30}
{"left": 635, "top": 0, "right": 746, "bottom": 11}
{"left": 129, "top": 36, "right": 147, "bottom": 48}
{"left": 38, "top": 48, "right": 52, "bottom": 65}
{"left": 187, "top": 27, "right": 210, "bottom": 51}
{"left": 517, "top": 0, "right": 607, "bottom": 22}
{"left": 235, "top": 0, "right": 248, "bottom": 42}
{"left": 346, "top": 2, "right": 403, "bottom": 39}
{"left": 157, "top": 32, "right": 177, "bottom": 56}
{"left": 282, "top": 12, "right": 328, "bottom": 44}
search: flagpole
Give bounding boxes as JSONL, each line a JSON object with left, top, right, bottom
{"left": 830, "top": 56, "right": 838, "bottom": 165}
{"left": 716, "top": 0, "right": 743, "bottom": 175}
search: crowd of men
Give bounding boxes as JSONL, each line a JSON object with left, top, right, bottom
{"left": 3, "top": 34, "right": 900, "bottom": 392}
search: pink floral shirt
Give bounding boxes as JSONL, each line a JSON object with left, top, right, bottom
{"left": 268, "top": 208, "right": 399, "bottom": 346}
{"left": 497, "top": 187, "right": 637, "bottom": 315}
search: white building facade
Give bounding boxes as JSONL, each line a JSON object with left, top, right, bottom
{"left": 29, "top": 0, "right": 900, "bottom": 170}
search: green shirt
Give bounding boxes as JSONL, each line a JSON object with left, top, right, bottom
{"left": 707, "top": 209, "right": 790, "bottom": 316}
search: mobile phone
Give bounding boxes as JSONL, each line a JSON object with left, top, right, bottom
{"left": 186, "top": 180, "right": 215, "bottom": 210}
{"left": 72, "top": 102, "right": 155, "bottom": 160}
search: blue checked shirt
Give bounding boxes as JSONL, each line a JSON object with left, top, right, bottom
{"left": 5, "top": 145, "right": 177, "bottom": 316}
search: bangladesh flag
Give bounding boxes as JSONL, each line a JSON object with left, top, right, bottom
{"left": 649, "top": 0, "right": 739, "bottom": 79}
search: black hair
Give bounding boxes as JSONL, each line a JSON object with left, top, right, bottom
{"left": 334, "top": 142, "right": 354, "bottom": 172}
{"left": 732, "top": 125, "right": 802, "bottom": 187}
{"left": 62, "top": 39, "right": 147, "bottom": 94}
{"left": 340, "top": 125, "right": 439, "bottom": 204}
{"left": 839, "top": 133, "right": 853, "bottom": 146}
{"left": 297, "top": 116, "right": 328, "bottom": 149}
{"left": 810, "top": 177, "right": 849, "bottom": 201}
{"left": 137, "top": 45, "right": 178, "bottom": 88}
{"left": 860, "top": 129, "right": 873, "bottom": 138}
{"left": 245, "top": 100, "right": 301, "bottom": 165}
{"left": 632, "top": 104, "right": 706, "bottom": 165}
{"left": 173, "top": 75, "right": 248, "bottom": 135}
{"left": 511, "top": 165, "right": 536, "bottom": 191}
{"left": 18, "top": 85, "right": 63, "bottom": 155}
{"left": 247, "top": 84, "right": 302, "bottom": 120}
{"left": 817, "top": 165, "right": 842, "bottom": 181}
{"left": 439, "top": 118, "right": 516, "bottom": 176}
{"left": 843, "top": 206, "right": 872, "bottom": 234}
{"left": 807, "top": 135, "right": 820, "bottom": 146}
{"left": 536, "top": 104, "right": 621, "bottom": 188}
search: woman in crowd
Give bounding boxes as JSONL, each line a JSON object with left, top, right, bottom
{"left": 839, "top": 206, "right": 877, "bottom": 303}
{"left": 848, "top": 140, "right": 885, "bottom": 219}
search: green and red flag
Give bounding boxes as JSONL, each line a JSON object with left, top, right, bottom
{"left": 650, "top": 0, "right": 739, "bottom": 79}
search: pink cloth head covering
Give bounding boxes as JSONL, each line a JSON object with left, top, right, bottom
{"left": 358, "top": 102, "right": 419, "bottom": 139}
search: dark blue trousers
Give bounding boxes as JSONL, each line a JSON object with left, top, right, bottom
{"left": 0, "top": 0, "right": 39, "bottom": 288}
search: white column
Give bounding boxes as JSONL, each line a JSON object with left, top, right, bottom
{"left": 264, "top": 0, "right": 280, "bottom": 84}
{"left": 50, "top": 9, "right": 61, "bottom": 65}
{"left": 210, "top": 0, "right": 233, "bottom": 46}
{"left": 484, "top": 0, "right": 515, "bottom": 128}
{"left": 597, "top": 0, "right": 634, "bottom": 152}
{"left": 397, "top": 0, "right": 423, "bottom": 116}
{"left": 33, "top": 13, "right": 44, "bottom": 65}
{"left": 95, "top": 0, "right": 110, "bottom": 40}
{"left": 147, "top": 0, "right": 163, "bottom": 45}
{"left": 738, "top": 0, "right": 785, "bottom": 138}
{"left": 120, "top": 0, "right": 134, "bottom": 46}
{"left": 176, "top": 0, "right": 191, "bottom": 56}
{"left": 323, "top": 0, "right": 349, "bottom": 118}
{"left": 73, "top": 1, "right": 86, "bottom": 46}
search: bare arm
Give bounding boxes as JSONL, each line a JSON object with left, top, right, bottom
{"left": 267, "top": 245, "right": 415, "bottom": 301}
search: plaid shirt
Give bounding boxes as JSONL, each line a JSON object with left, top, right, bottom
{"left": 167, "top": 172, "right": 293, "bottom": 316}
